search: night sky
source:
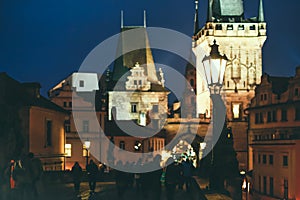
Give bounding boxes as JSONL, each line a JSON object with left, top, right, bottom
{"left": 0, "top": 0, "right": 300, "bottom": 97}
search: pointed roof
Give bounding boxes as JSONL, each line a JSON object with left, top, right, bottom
{"left": 258, "top": 0, "right": 265, "bottom": 22}
{"left": 112, "top": 26, "right": 159, "bottom": 84}
{"left": 193, "top": 0, "right": 199, "bottom": 35}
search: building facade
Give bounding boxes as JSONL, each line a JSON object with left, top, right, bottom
{"left": 49, "top": 72, "right": 105, "bottom": 170}
{"left": 0, "top": 73, "right": 69, "bottom": 171}
{"left": 184, "top": 0, "right": 267, "bottom": 170}
{"left": 248, "top": 69, "right": 300, "bottom": 200}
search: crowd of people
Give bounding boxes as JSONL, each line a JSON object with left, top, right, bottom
{"left": 112, "top": 155, "right": 195, "bottom": 200}
{"left": 1, "top": 152, "right": 43, "bottom": 200}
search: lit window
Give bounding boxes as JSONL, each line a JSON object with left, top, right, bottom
{"left": 232, "top": 103, "right": 240, "bottom": 119}
{"left": 65, "top": 144, "right": 72, "bottom": 157}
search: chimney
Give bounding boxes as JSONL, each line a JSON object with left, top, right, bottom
{"left": 22, "top": 82, "right": 41, "bottom": 98}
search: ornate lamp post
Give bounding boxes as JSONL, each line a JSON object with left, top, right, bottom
{"left": 202, "top": 40, "right": 228, "bottom": 189}
{"left": 84, "top": 140, "right": 91, "bottom": 168}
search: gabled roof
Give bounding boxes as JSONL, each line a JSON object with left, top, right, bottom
{"left": 0, "top": 72, "right": 69, "bottom": 114}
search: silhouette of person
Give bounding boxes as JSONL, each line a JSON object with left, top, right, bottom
{"left": 86, "top": 160, "right": 98, "bottom": 194}
{"left": 71, "top": 162, "right": 82, "bottom": 195}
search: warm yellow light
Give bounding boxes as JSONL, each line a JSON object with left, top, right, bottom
{"left": 233, "top": 103, "right": 240, "bottom": 119}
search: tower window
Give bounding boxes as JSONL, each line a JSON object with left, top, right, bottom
{"left": 227, "top": 25, "right": 233, "bottom": 30}
{"left": 216, "top": 24, "right": 222, "bottom": 30}
{"left": 249, "top": 25, "right": 256, "bottom": 30}
{"left": 295, "top": 88, "right": 299, "bottom": 96}
{"left": 238, "top": 25, "right": 244, "bottom": 30}
{"left": 79, "top": 80, "right": 84, "bottom": 87}
{"left": 131, "top": 104, "right": 137, "bottom": 113}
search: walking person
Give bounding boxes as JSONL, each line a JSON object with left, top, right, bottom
{"left": 71, "top": 162, "right": 82, "bottom": 196}
{"left": 165, "top": 157, "right": 180, "bottom": 200}
{"left": 182, "top": 158, "right": 194, "bottom": 191}
{"left": 27, "top": 152, "right": 43, "bottom": 198}
{"left": 86, "top": 160, "right": 98, "bottom": 194}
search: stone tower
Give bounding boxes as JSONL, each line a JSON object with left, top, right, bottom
{"left": 191, "top": 0, "right": 267, "bottom": 170}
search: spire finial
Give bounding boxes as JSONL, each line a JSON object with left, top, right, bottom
{"left": 193, "top": 0, "right": 199, "bottom": 35}
{"left": 207, "top": 0, "right": 213, "bottom": 22}
{"left": 258, "top": 0, "right": 265, "bottom": 22}
{"left": 121, "top": 10, "right": 124, "bottom": 28}
{"left": 144, "top": 10, "right": 146, "bottom": 27}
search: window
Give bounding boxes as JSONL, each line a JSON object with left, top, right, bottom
{"left": 65, "top": 122, "right": 70, "bottom": 133}
{"left": 46, "top": 120, "right": 52, "bottom": 146}
{"left": 232, "top": 103, "right": 242, "bottom": 120}
{"left": 216, "top": 24, "right": 222, "bottom": 30}
{"left": 269, "top": 177, "right": 274, "bottom": 196}
{"left": 255, "top": 113, "right": 259, "bottom": 124}
{"left": 119, "top": 141, "right": 125, "bottom": 150}
{"left": 258, "top": 154, "right": 261, "bottom": 164}
{"left": 253, "top": 154, "right": 255, "bottom": 164}
{"left": 272, "top": 110, "right": 277, "bottom": 122}
{"left": 295, "top": 107, "right": 300, "bottom": 120}
{"left": 65, "top": 144, "right": 72, "bottom": 157}
{"left": 269, "top": 155, "right": 273, "bottom": 165}
{"left": 134, "top": 80, "right": 137, "bottom": 85}
{"left": 295, "top": 88, "right": 299, "bottom": 96}
{"left": 63, "top": 102, "right": 67, "bottom": 107}
{"left": 69, "top": 102, "right": 72, "bottom": 108}
{"left": 79, "top": 80, "right": 84, "bottom": 87}
{"left": 283, "top": 155, "right": 288, "bottom": 167}
{"left": 227, "top": 24, "right": 233, "bottom": 30}
{"left": 264, "top": 94, "right": 267, "bottom": 100}
{"left": 260, "top": 94, "right": 263, "bottom": 101}
{"left": 152, "top": 105, "right": 159, "bottom": 113}
{"left": 263, "top": 154, "right": 267, "bottom": 164}
{"left": 267, "top": 111, "right": 271, "bottom": 123}
{"left": 263, "top": 176, "right": 267, "bottom": 194}
{"left": 131, "top": 104, "right": 137, "bottom": 113}
{"left": 284, "top": 179, "right": 288, "bottom": 199}
{"left": 249, "top": 25, "right": 256, "bottom": 30}
{"left": 260, "top": 113, "right": 264, "bottom": 123}
{"left": 83, "top": 120, "right": 89, "bottom": 132}
{"left": 281, "top": 109, "right": 287, "bottom": 121}
{"left": 138, "top": 80, "right": 142, "bottom": 85}
{"left": 238, "top": 25, "right": 244, "bottom": 30}
{"left": 190, "top": 79, "right": 194, "bottom": 87}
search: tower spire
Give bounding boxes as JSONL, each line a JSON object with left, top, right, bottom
{"left": 258, "top": 0, "right": 265, "bottom": 22}
{"left": 193, "top": 0, "right": 199, "bottom": 35}
{"left": 121, "top": 10, "right": 124, "bottom": 28}
{"left": 144, "top": 10, "right": 146, "bottom": 27}
{"left": 207, "top": 0, "right": 213, "bottom": 22}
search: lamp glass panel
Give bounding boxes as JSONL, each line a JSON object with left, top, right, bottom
{"left": 211, "top": 59, "right": 221, "bottom": 84}
{"left": 219, "top": 59, "right": 227, "bottom": 84}
{"left": 203, "top": 59, "right": 212, "bottom": 84}
{"left": 84, "top": 141, "right": 91, "bottom": 149}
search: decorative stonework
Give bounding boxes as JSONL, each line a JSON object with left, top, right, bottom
{"left": 125, "top": 62, "right": 151, "bottom": 91}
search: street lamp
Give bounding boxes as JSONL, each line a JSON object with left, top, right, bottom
{"left": 84, "top": 140, "right": 91, "bottom": 167}
{"left": 202, "top": 39, "right": 228, "bottom": 189}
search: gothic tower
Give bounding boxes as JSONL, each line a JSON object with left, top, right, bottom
{"left": 192, "top": 0, "right": 267, "bottom": 170}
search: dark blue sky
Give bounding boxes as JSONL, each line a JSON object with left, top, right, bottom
{"left": 0, "top": 0, "right": 300, "bottom": 96}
